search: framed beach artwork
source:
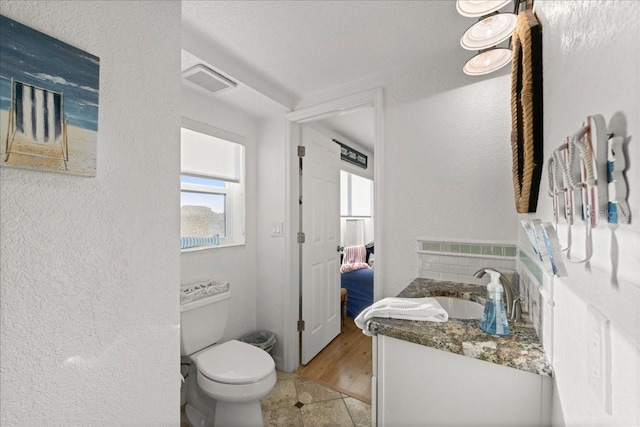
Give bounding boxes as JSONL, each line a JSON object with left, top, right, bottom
{"left": 0, "top": 15, "right": 99, "bottom": 177}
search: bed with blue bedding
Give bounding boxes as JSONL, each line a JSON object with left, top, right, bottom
{"left": 340, "top": 243, "right": 374, "bottom": 318}
{"left": 341, "top": 267, "right": 374, "bottom": 318}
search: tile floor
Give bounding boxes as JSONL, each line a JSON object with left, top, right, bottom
{"left": 262, "top": 370, "right": 371, "bottom": 426}
{"left": 181, "top": 369, "right": 371, "bottom": 427}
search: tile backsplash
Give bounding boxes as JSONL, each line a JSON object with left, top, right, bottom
{"left": 417, "top": 239, "right": 517, "bottom": 285}
{"left": 420, "top": 240, "right": 517, "bottom": 258}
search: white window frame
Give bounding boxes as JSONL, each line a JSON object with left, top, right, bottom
{"left": 181, "top": 117, "right": 246, "bottom": 251}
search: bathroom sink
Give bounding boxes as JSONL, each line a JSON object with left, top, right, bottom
{"left": 432, "top": 296, "right": 484, "bottom": 319}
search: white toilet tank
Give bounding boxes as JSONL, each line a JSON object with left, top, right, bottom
{"left": 180, "top": 280, "right": 230, "bottom": 356}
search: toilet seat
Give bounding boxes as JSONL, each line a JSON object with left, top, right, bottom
{"left": 195, "top": 340, "right": 275, "bottom": 385}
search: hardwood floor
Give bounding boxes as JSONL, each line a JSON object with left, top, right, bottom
{"left": 295, "top": 317, "right": 372, "bottom": 404}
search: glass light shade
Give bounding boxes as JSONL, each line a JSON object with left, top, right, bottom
{"left": 463, "top": 48, "right": 512, "bottom": 76}
{"left": 456, "top": 0, "right": 512, "bottom": 18}
{"left": 460, "top": 13, "right": 517, "bottom": 50}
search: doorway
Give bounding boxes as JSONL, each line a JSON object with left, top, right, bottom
{"left": 284, "top": 89, "right": 383, "bottom": 401}
{"left": 295, "top": 125, "right": 375, "bottom": 403}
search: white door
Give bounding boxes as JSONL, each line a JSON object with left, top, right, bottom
{"left": 301, "top": 125, "right": 341, "bottom": 365}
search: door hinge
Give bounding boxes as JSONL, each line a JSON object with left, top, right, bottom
{"left": 297, "top": 232, "right": 306, "bottom": 243}
{"left": 297, "top": 145, "right": 305, "bottom": 157}
{"left": 297, "top": 320, "right": 305, "bottom": 332}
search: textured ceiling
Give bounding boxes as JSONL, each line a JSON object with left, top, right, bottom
{"left": 181, "top": 1, "right": 509, "bottom": 151}
{"left": 182, "top": 1, "right": 475, "bottom": 101}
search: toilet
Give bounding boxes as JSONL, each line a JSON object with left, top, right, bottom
{"left": 181, "top": 282, "right": 276, "bottom": 427}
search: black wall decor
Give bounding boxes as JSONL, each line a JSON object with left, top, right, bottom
{"left": 333, "top": 139, "right": 367, "bottom": 169}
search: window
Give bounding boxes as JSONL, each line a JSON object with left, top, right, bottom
{"left": 180, "top": 119, "right": 245, "bottom": 250}
{"left": 340, "top": 170, "right": 373, "bottom": 217}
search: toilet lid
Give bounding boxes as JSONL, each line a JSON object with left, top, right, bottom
{"left": 196, "top": 340, "right": 275, "bottom": 385}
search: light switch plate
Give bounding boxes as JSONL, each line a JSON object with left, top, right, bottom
{"left": 587, "top": 304, "right": 612, "bottom": 414}
{"left": 271, "top": 221, "right": 284, "bottom": 237}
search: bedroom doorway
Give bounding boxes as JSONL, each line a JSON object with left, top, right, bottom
{"left": 289, "top": 94, "right": 378, "bottom": 404}
{"left": 284, "top": 89, "right": 382, "bottom": 387}
{"left": 294, "top": 168, "right": 374, "bottom": 403}
{"left": 294, "top": 172, "right": 374, "bottom": 402}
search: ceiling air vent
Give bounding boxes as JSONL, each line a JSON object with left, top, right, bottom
{"left": 182, "top": 64, "right": 237, "bottom": 95}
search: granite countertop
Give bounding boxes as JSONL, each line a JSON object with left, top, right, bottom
{"left": 368, "top": 278, "right": 553, "bottom": 377}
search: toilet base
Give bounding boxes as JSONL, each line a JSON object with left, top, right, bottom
{"left": 185, "top": 403, "right": 215, "bottom": 427}
{"left": 185, "top": 362, "right": 217, "bottom": 426}
{"left": 215, "top": 400, "right": 263, "bottom": 427}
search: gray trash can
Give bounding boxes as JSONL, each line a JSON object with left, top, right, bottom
{"left": 239, "top": 330, "right": 276, "bottom": 355}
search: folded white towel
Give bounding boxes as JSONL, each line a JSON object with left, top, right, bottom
{"left": 354, "top": 297, "right": 449, "bottom": 337}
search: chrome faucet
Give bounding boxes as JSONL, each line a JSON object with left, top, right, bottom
{"left": 473, "top": 268, "right": 523, "bottom": 322}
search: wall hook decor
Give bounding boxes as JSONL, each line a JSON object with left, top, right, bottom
{"left": 546, "top": 114, "right": 608, "bottom": 264}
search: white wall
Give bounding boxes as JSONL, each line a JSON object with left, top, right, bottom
{"left": 180, "top": 85, "right": 259, "bottom": 342}
{"left": 0, "top": 2, "right": 181, "bottom": 426}
{"left": 528, "top": 2, "right": 639, "bottom": 426}
{"left": 382, "top": 75, "right": 518, "bottom": 296}
{"left": 256, "top": 114, "right": 289, "bottom": 368}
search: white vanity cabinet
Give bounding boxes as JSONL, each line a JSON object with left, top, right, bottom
{"left": 374, "top": 335, "right": 553, "bottom": 426}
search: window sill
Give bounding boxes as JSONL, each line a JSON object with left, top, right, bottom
{"left": 181, "top": 242, "right": 245, "bottom": 253}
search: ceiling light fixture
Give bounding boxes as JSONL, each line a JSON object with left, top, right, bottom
{"left": 456, "top": 0, "right": 512, "bottom": 18}
{"left": 463, "top": 47, "right": 513, "bottom": 76}
{"left": 457, "top": 0, "right": 518, "bottom": 75}
{"left": 460, "top": 12, "right": 517, "bottom": 50}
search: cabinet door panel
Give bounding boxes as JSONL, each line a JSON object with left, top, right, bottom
{"left": 377, "top": 335, "right": 550, "bottom": 426}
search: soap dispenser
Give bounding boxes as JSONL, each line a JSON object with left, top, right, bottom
{"left": 480, "top": 270, "right": 510, "bottom": 336}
